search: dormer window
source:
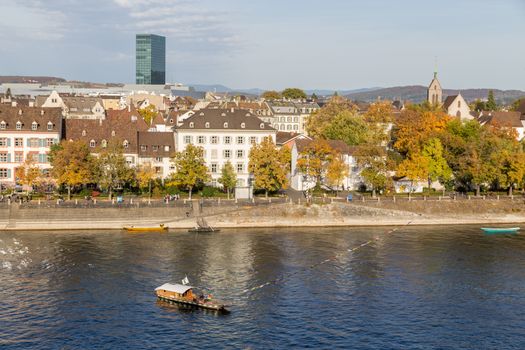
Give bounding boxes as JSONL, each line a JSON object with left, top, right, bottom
{"left": 260, "top": 123, "right": 265, "bottom": 129}
{"left": 205, "top": 122, "right": 210, "bottom": 128}
{"left": 32, "top": 121, "right": 38, "bottom": 131}
{"left": 223, "top": 122, "right": 228, "bottom": 128}
{"left": 189, "top": 122, "right": 194, "bottom": 128}
{"left": 241, "top": 122, "right": 246, "bottom": 129}
{"left": 89, "top": 140, "right": 96, "bottom": 148}
{"left": 0, "top": 121, "right": 6, "bottom": 130}
{"left": 169, "top": 119, "right": 174, "bottom": 123}
{"left": 47, "top": 122, "right": 53, "bottom": 131}
{"left": 82, "top": 130, "right": 86, "bottom": 136}
{"left": 16, "top": 121, "right": 22, "bottom": 130}
{"left": 101, "top": 139, "right": 107, "bottom": 148}
{"left": 123, "top": 140, "right": 129, "bottom": 149}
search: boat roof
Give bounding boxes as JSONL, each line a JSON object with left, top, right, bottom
{"left": 155, "top": 283, "right": 193, "bottom": 294}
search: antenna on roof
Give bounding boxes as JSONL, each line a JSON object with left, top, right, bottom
{"left": 434, "top": 56, "right": 438, "bottom": 78}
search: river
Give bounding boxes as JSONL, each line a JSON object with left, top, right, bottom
{"left": 0, "top": 226, "right": 524, "bottom": 349}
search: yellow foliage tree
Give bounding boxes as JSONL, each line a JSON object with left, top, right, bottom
{"left": 136, "top": 162, "right": 157, "bottom": 198}
{"left": 296, "top": 139, "right": 335, "bottom": 188}
{"left": 15, "top": 157, "right": 41, "bottom": 192}
{"left": 138, "top": 104, "right": 158, "bottom": 126}
{"left": 326, "top": 153, "right": 349, "bottom": 196}
{"left": 167, "top": 144, "right": 209, "bottom": 199}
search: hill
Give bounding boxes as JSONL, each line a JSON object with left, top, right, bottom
{"left": 345, "top": 86, "right": 525, "bottom": 105}
{"left": 0, "top": 76, "right": 66, "bottom": 84}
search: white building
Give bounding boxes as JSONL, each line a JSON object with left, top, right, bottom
{"left": 36, "top": 91, "right": 105, "bottom": 120}
{"left": 174, "top": 109, "right": 276, "bottom": 187}
{"left": 443, "top": 93, "right": 472, "bottom": 121}
{"left": 0, "top": 106, "right": 63, "bottom": 187}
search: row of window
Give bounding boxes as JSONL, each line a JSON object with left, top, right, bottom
{"left": 0, "top": 121, "right": 54, "bottom": 131}
{"left": 0, "top": 153, "right": 48, "bottom": 163}
{"left": 184, "top": 135, "right": 259, "bottom": 145}
{"left": 275, "top": 124, "right": 299, "bottom": 131}
{"left": 0, "top": 167, "right": 50, "bottom": 179}
{"left": 0, "top": 138, "right": 57, "bottom": 147}
{"left": 90, "top": 140, "right": 130, "bottom": 148}
{"left": 276, "top": 117, "right": 299, "bottom": 123}
{"left": 209, "top": 162, "right": 245, "bottom": 174}
{"left": 201, "top": 149, "right": 246, "bottom": 160}
{"left": 139, "top": 145, "right": 171, "bottom": 152}
{"left": 188, "top": 121, "right": 265, "bottom": 129}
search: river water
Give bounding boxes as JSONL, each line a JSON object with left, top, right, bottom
{"left": 0, "top": 226, "right": 524, "bottom": 349}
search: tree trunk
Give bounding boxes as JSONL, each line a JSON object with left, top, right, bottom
{"left": 476, "top": 184, "right": 480, "bottom": 197}
{"left": 265, "top": 189, "right": 268, "bottom": 199}
{"left": 509, "top": 185, "right": 513, "bottom": 196}
{"left": 67, "top": 185, "right": 71, "bottom": 201}
{"left": 372, "top": 188, "right": 376, "bottom": 198}
{"left": 227, "top": 188, "right": 230, "bottom": 200}
{"left": 427, "top": 177, "right": 432, "bottom": 196}
{"left": 109, "top": 187, "right": 113, "bottom": 200}
{"left": 189, "top": 187, "right": 192, "bottom": 200}
{"left": 148, "top": 180, "right": 152, "bottom": 199}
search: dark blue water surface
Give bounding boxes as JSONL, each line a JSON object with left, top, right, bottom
{"left": 0, "top": 226, "right": 524, "bottom": 349}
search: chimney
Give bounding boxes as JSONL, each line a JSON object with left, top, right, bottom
{"left": 128, "top": 104, "right": 131, "bottom": 112}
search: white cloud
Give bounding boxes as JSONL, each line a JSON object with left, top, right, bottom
{"left": 1, "top": 3, "right": 67, "bottom": 41}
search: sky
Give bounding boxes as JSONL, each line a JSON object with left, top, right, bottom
{"left": 1, "top": 0, "right": 524, "bottom": 91}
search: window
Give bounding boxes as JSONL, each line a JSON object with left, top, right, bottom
{"left": 15, "top": 138, "right": 23, "bottom": 147}
{"left": 111, "top": 130, "right": 116, "bottom": 136}
{"left": 458, "top": 100, "right": 461, "bottom": 108}
{"left": 82, "top": 130, "right": 86, "bottom": 136}
{"left": 293, "top": 117, "right": 298, "bottom": 123}
{"left": 0, "top": 168, "right": 8, "bottom": 178}
{"left": 223, "top": 150, "right": 231, "bottom": 159}
{"left": 197, "top": 136, "right": 206, "bottom": 144}
{"left": 47, "top": 122, "right": 53, "bottom": 131}
{"left": 153, "top": 145, "right": 159, "bottom": 152}
{"left": 236, "top": 136, "right": 244, "bottom": 144}
{"left": 29, "top": 138, "right": 40, "bottom": 148}
{"left": 241, "top": 122, "right": 246, "bottom": 129}
{"left": 31, "top": 122, "right": 38, "bottom": 131}
{"left": 210, "top": 163, "right": 218, "bottom": 173}
{"left": 16, "top": 121, "right": 22, "bottom": 130}
{"left": 126, "top": 156, "right": 134, "bottom": 165}
{"left": 205, "top": 122, "right": 210, "bottom": 128}
{"left": 287, "top": 125, "right": 292, "bottom": 130}
{"left": 250, "top": 136, "right": 257, "bottom": 145}
{"left": 90, "top": 140, "right": 96, "bottom": 148}
{"left": 0, "top": 153, "right": 8, "bottom": 162}
{"left": 224, "top": 136, "right": 231, "bottom": 144}
{"left": 184, "top": 135, "right": 192, "bottom": 144}
{"left": 0, "top": 138, "right": 7, "bottom": 147}
{"left": 211, "top": 149, "right": 218, "bottom": 159}
{"left": 15, "top": 152, "right": 23, "bottom": 162}
{"left": 46, "top": 138, "right": 55, "bottom": 147}
{"left": 0, "top": 121, "right": 5, "bottom": 130}
{"left": 210, "top": 136, "right": 218, "bottom": 144}
{"left": 155, "top": 157, "right": 162, "bottom": 162}
{"left": 237, "top": 150, "right": 244, "bottom": 158}
{"left": 123, "top": 140, "right": 129, "bottom": 149}
{"left": 223, "top": 122, "right": 228, "bottom": 128}
{"left": 164, "top": 145, "right": 170, "bottom": 152}
{"left": 293, "top": 125, "right": 298, "bottom": 130}
{"left": 260, "top": 123, "right": 265, "bottom": 129}
{"left": 189, "top": 122, "right": 194, "bottom": 128}
{"left": 237, "top": 163, "right": 244, "bottom": 173}
{"left": 101, "top": 139, "right": 107, "bottom": 148}
{"left": 140, "top": 145, "right": 147, "bottom": 152}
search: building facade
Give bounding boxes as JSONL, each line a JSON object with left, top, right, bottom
{"left": 136, "top": 34, "right": 166, "bottom": 85}
{"left": 0, "top": 106, "right": 62, "bottom": 187}
{"left": 174, "top": 109, "right": 276, "bottom": 187}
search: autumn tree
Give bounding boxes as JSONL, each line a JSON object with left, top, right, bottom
{"left": 496, "top": 150, "right": 525, "bottom": 196}
{"left": 305, "top": 96, "right": 356, "bottom": 138}
{"left": 218, "top": 161, "right": 237, "bottom": 199}
{"left": 323, "top": 110, "right": 372, "bottom": 146}
{"left": 136, "top": 162, "right": 157, "bottom": 198}
{"left": 248, "top": 137, "right": 290, "bottom": 198}
{"left": 421, "top": 138, "right": 452, "bottom": 193}
{"left": 281, "top": 88, "right": 307, "bottom": 100}
{"left": 364, "top": 101, "right": 394, "bottom": 124}
{"left": 49, "top": 140, "right": 93, "bottom": 200}
{"left": 92, "top": 140, "right": 134, "bottom": 199}
{"left": 167, "top": 144, "right": 209, "bottom": 199}
{"left": 15, "top": 157, "right": 41, "bottom": 192}
{"left": 296, "top": 139, "right": 335, "bottom": 188}
{"left": 261, "top": 90, "right": 282, "bottom": 100}
{"left": 326, "top": 153, "right": 349, "bottom": 196}
{"left": 397, "top": 152, "right": 430, "bottom": 193}
{"left": 138, "top": 104, "right": 158, "bottom": 126}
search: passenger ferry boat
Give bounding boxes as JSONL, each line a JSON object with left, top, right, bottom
{"left": 155, "top": 283, "right": 229, "bottom": 312}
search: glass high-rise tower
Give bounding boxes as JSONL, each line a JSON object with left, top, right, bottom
{"left": 136, "top": 34, "right": 166, "bottom": 85}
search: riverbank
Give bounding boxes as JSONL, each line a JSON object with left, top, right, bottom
{"left": 0, "top": 200, "right": 524, "bottom": 231}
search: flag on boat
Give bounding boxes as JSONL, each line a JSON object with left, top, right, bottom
{"left": 182, "top": 276, "right": 189, "bottom": 285}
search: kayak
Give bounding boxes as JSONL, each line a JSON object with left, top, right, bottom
{"left": 481, "top": 227, "right": 520, "bottom": 234}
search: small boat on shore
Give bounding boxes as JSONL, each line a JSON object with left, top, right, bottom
{"left": 155, "top": 283, "right": 229, "bottom": 313}
{"left": 188, "top": 217, "right": 220, "bottom": 233}
{"left": 481, "top": 227, "right": 520, "bottom": 234}
{"left": 123, "top": 224, "right": 168, "bottom": 232}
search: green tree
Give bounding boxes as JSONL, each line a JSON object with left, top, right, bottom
{"left": 138, "top": 104, "right": 158, "bottom": 125}
{"left": 167, "top": 144, "right": 209, "bottom": 200}
{"left": 92, "top": 140, "right": 134, "bottom": 199}
{"left": 310, "top": 93, "right": 318, "bottom": 101}
{"left": 218, "top": 161, "right": 237, "bottom": 199}
{"left": 421, "top": 138, "right": 452, "bottom": 194}
{"left": 281, "top": 88, "right": 307, "bottom": 100}
{"left": 323, "top": 110, "right": 372, "bottom": 146}
{"left": 471, "top": 99, "right": 486, "bottom": 112}
{"left": 305, "top": 96, "right": 356, "bottom": 138}
{"left": 486, "top": 90, "right": 498, "bottom": 111}
{"left": 49, "top": 140, "right": 94, "bottom": 200}
{"left": 261, "top": 90, "right": 282, "bottom": 100}
{"left": 510, "top": 98, "right": 524, "bottom": 112}
{"left": 248, "top": 137, "right": 290, "bottom": 198}
{"left": 356, "top": 146, "right": 390, "bottom": 197}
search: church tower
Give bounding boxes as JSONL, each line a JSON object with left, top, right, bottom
{"left": 427, "top": 72, "right": 443, "bottom": 106}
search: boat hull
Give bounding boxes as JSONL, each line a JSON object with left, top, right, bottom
{"left": 188, "top": 228, "right": 220, "bottom": 233}
{"left": 124, "top": 227, "right": 168, "bottom": 232}
{"left": 157, "top": 295, "right": 229, "bottom": 313}
{"left": 481, "top": 227, "right": 520, "bottom": 234}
